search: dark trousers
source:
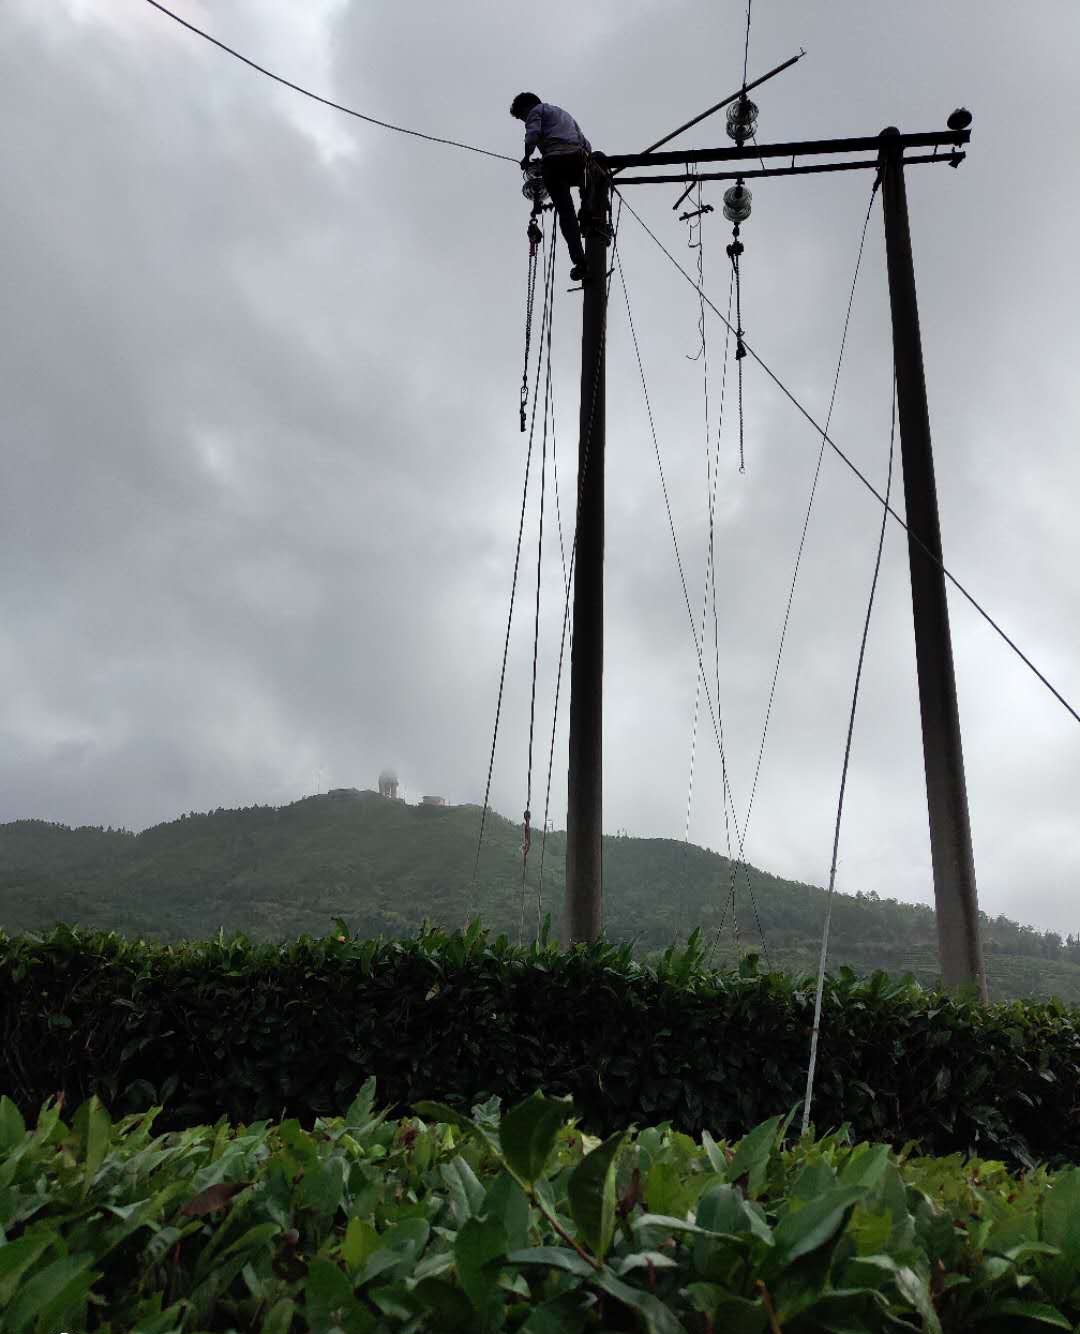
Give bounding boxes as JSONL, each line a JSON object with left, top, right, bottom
{"left": 542, "top": 152, "right": 588, "bottom": 268}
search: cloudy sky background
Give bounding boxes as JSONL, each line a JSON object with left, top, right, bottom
{"left": 3, "top": 1, "right": 1077, "bottom": 932}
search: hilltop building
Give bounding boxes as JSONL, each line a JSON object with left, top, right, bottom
{"left": 378, "top": 770, "right": 399, "bottom": 800}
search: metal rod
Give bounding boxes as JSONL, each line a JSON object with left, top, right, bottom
{"left": 878, "top": 127, "right": 987, "bottom": 1000}
{"left": 565, "top": 172, "right": 611, "bottom": 945}
{"left": 602, "top": 127, "right": 969, "bottom": 171}
{"left": 627, "top": 49, "right": 806, "bottom": 164}
{"left": 617, "top": 151, "right": 963, "bottom": 187}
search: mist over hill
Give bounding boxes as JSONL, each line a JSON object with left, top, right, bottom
{"left": 2, "top": 788, "right": 1077, "bottom": 1002}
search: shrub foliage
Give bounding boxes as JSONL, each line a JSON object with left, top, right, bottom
{"left": 5, "top": 1084, "right": 1080, "bottom": 1331}
{"left": 3, "top": 923, "right": 1080, "bottom": 1169}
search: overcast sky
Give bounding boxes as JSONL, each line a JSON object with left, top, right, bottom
{"left": 3, "top": 0, "right": 1077, "bottom": 934}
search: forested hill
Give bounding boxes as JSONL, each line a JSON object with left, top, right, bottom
{"left": 1, "top": 788, "right": 1077, "bottom": 1002}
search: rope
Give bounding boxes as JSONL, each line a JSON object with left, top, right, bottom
{"left": 742, "top": 0, "right": 754, "bottom": 92}
{"left": 519, "top": 240, "right": 558, "bottom": 942}
{"left": 472, "top": 226, "right": 555, "bottom": 902}
{"left": 726, "top": 182, "right": 879, "bottom": 909}
{"left": 803, "top": 375, "right": 897, "bottom": 1135}
{"left": 611, "top": 188, "right": 1080, "bottom": 730}
{"left": 616, "top": 247, "right": 771, "bottom": 968}
{"left": 520, "top": 225, "right": 542, "bottom": 432}
{"left": 142, "top": 0, "right": 517, "bottom": 163}
{"left": 682, "top": 198, "right": 739, "bottom": 892}
{"left": 684, "top": 185, "right": 711, "bottom": 848}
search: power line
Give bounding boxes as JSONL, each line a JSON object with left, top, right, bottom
{"left": 142, "top": 0, "right": 517, "bottom": 164}
{"left": 733, "top": 181, "right": 880, "bottom": 900}
{"left": 804, "top": 375, "right": 897, "bottom": 1134}
{"left": 613, "top": 187, "right": 1080, "bottom": 729}
{"left": 616, "top": 246, "right": 771, "bottom": 967}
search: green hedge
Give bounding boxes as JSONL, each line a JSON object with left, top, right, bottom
{"left": 5, "top": 1084, "right": 1080, "bottom": 1332}
{"left": 2, "top": 924, "right": 1079, "bottom": 1166}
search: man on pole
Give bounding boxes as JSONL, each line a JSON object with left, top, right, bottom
{"left": 510, "top": 92, "right": 593, "bottom": 282}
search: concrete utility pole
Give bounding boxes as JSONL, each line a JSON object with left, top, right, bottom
{"left": 561, "top": 109, "right": 986, "bottom": 997}
{"left": 878, "top": 127, "right": 987, "bottom": 999}
{"left": 564, "top": 172, "right": 610, "bottom": 945}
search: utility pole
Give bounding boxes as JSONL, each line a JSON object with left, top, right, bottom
{"left": 878, "top": 126, "right": 987, "bottom": 999}
{"left": 565, "top": 171, "right": 610, "bottom": 945}
{"left": 560, "top": 112, "right": 985, "bottom": 996}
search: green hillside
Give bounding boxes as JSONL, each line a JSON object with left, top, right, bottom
{"left": 1, "top": 788, "right": 1077, "bottom": 1002}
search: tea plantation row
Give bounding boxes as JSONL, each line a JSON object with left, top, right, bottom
{"left": 2, "top": 924, "right": 1079, "bottom": 1169}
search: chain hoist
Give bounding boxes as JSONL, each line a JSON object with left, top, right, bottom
{"left": 519, "top": 163, "right": 550, "bottom": 431}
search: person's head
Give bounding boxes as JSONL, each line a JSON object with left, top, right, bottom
{"left": 510, "top": 92, "right": 541, "bottom": 121}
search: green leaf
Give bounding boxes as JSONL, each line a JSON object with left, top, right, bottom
{"left": 413, "top": 1277, "right": 475, "bottom": 1332}
{"left": 220, "top": 1221, "right": 282, "bottom": 1259}
{"left": 696, "top": 1183, "right": 747, "bottom": 1235}
{"left": 507, "top": 1246, "right": 596, "bottom": 1277}
{"left": 726, "top": 1115, "right": 782, "bottom": 1197}
{"left": 0, "top": 1097, "right": 26, "bottom": 1153}
{"left": 1041, "top": 1167, "right": 1080, "bottom": 1262}
{"left": 521, "top": 1290, "right": 594, "bottom": 1333}
{"left": 304, "top": 1257, "right": 369, "bottom": 1332}
{"left": 455, "top": 1214, "right": 507, "bottom": 1311}
{"left": 342, "top": 1217, "right": 380, "bottom": 1270}
{"left": 593, "top": 1269, "right": 689, "bottom": 1334}
{"left": 131, "top": 1301, "right": 187, "bottom": 1334}
{"left": 685, "top": 1284, "right": 768, "bottom": 1333}
{"left": 484, "top": 1170, "right": 531, "bottom": 1251}
{"left": 567, "top": 1130, "right": 625, "bottom": 1259}
{"left": 975, "top": 1300, "right": 1071, "bottom": 1328}
{"left": 700, "top": 1128, "right": 726, "bottom": 1174}
{"left": 414, "top": 1100, "right": 499, "bottom": 1153}
{"left": 299, "top": 1156, "right": 346, "bottom": 1216}
{"left": 74, "top": 1095, "right": 111, "bottom": 1198}
{"left": 893, "top": 1264, "right": 943, "bottom": 1334}
{"left": 499, "top": 1091, "right": 572, "bottom": 1186}
{"left": 773, "top": 1186, "right": 866, "bottom": 1263}
{"left": 838, "top": 1142, "right": 890, "bottom": 1191}
{"left": 0, "top": 1237, "right": 52, "bottom": 1306}
{"left": 260, "top": 1297, "right": 297, "bottom": 1334}
{"left": 345, "top": 1076, "right": 377, "bottom": 1126}
{"left": 5, "top": 1254, "right": 100, "bottom": 1334}
{"left": 614, "top": 1250, "right": 680, "bottom": 1275}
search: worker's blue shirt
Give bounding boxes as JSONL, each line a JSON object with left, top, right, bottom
{"left": 524, "top": 102, "right": 591, "bottom": 158}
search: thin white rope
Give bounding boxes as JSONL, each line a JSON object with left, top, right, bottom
{"left": 802, "top": 376, "right": 897, "bottom": 1135}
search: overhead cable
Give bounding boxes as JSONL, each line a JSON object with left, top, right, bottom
{"left": 142, "top": 0, "right": 517, "bottom": 163}
{"left": 733, "top": 181, "right": 880, "bottom": 900}
{"left": 613, "top": 188, "right": 1080, "bottom": 729}
{"left": 616, "top": 247, "right": 771, "bottom": 967}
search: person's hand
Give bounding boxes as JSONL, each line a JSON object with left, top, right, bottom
{"left": 520, "top": 155, "right": 532, "bottom": 172}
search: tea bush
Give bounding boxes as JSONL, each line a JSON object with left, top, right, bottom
{"left": 2, "top": 924, "right": 1079, "bottom": 1166}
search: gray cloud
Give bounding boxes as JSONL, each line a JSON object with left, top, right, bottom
{"left": 1, "top": 0, "right": 1076, "bottom": 935}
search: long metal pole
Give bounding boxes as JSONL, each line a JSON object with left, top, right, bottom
{"left": 565, "top": 171, "right": 611, "bottom": 944}
{"left": 879, "top": 127, "right": 987, "bottom": 999}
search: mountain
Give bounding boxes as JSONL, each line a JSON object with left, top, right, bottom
{"left": 2, "top": 789, "right": 1078, "bottom": 1003}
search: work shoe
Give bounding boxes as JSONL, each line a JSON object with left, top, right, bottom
{"left": 570, "top": 262, "right": 591, "bottom": 283}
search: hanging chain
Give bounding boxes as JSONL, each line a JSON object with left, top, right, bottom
{"left": 519, "top": 215, "right": 543, "bottom": 432}
{"left": 727, "top": 207, "right": 747, "bottom": 473}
